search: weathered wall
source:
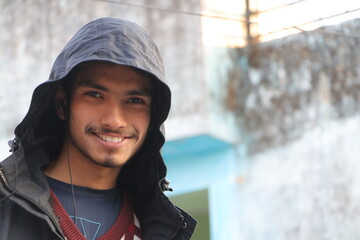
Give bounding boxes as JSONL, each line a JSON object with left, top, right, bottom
{"left": 225, "top": 19, "right": 360, "bottom": 153}
{"left": 237, "top": 115, "right": 360, "bottom": 240}
{"left": 0, "top": 0, "right": 204, "bottom": 159}
{"left": 211, "top": 19, "right": 360, "bottom": 240}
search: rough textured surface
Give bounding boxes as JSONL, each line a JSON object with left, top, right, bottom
{"left": 225, "top": 19, "right": 360, "bottom": 153}
{"left": 220, "top": 19, "right": 360, "bottom": 240}
{"left": 203, "top": 18, "right": 360, "bottom": 240}
{"left": 237, "top": 115, "right": 360, "bottom": 240}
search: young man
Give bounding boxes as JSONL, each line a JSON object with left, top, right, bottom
{"left": 0, "top": 17, "right": 196, "bottom": 240}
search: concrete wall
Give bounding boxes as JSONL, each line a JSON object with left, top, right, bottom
{"left": 0, "top": 0, "right": 204, "bottom": 159}
{"left": 205, "top": 19, "right": 360, "bottom": 239}
{"left": 238, "top": 115, "right": 360, "bottom": 240}
{"left": 225, "top": 19, "right": 360, "bottom": 153}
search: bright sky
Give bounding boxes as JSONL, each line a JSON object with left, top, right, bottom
{"left": 201, "top": 0, "right": 360, "bottom": 47}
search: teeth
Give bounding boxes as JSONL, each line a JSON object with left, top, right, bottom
{"left": 97, "top": 134, "right": 124, "bottom": 143}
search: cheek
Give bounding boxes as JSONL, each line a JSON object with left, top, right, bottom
{"left": 133, "top": 112, "right": 151, "bottom": 132}
{"left": 69, "top": 105, "right": 96, "bottom": 129}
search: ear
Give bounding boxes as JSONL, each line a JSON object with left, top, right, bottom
{"left": 54, "top": 85, "right": 67, "bottom": 120}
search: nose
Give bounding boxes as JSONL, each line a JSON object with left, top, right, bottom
{"left": 100, "top": 102, "right": 127, "bottom": 130}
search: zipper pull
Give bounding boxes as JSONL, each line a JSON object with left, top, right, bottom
{"left": 160, "top": 178, "right": 173, "bottom": 192}
{"left": 8, "top": 138, "right": 19, "bottom": 152}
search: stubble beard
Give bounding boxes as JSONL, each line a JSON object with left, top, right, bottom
{"left": 67, "top": 129, "right": 125, "bottom": 169}
{"left": 67, "top": 123, "right": 144, "bottom": 169}
{"left": 94, "top": 150, "right": 123, "bottom": 168}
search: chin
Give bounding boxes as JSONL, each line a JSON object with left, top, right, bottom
{"left": 91, "top": 157, "right": 125, "bottom": 169}
{"left": 99, "top": 162, "right": 121, "bottom": 168}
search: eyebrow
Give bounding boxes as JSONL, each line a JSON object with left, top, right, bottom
{"left": 76, "top": 79, "right": 152, "bottom": 97}
{"left": 77, "top": 79, "right": 109, "bottom": 92}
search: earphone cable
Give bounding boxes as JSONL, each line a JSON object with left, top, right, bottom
{"left": 67, "top": 143, "right": 78, "bottom": 225}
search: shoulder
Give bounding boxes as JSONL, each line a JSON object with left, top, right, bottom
{"left": 0, "top": 198, "right": 55, "bottom": 239}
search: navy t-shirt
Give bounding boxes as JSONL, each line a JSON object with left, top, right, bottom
{"left": 47, "top": 177, "right": 122, "bottom": 240}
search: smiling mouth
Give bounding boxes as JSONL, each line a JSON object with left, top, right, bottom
{"left": 96, "top": 133, "right": 126, "bottom": 143}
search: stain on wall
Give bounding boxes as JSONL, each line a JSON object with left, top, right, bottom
{"left": 226, "top": 19, "right": 360, "bottom": 153}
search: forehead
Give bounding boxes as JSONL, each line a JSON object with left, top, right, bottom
{"left": 73, "top": 61, "right": 153, "bottom": 91}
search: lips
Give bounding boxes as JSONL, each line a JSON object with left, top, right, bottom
{"left": 96, "top": 133, "right": 125, "bottom": 143}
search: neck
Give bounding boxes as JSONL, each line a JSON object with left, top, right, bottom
{"left": 44, "top": 146, "right": 121, "bottom": 190}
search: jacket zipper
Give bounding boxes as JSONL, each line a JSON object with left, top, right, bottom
{"left": 167, "top": 214, "right": 187, "bottom": 240}
{"left": 0, "top": 169, "right": 10, "bottom": 189}
{"left": 0, "top": 168, "right": 65, "bottom": 240}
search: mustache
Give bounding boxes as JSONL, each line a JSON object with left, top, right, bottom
{"left": 86, "top": 126, "right": 137, "bottom": 137}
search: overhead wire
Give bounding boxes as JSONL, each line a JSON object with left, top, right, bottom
{"left": 92, "top": 0, "right": 360, "bottom": 40}
{"left": 257, "top": 0, "right": 308, "bottom": 14}
{"left": 260, "top": 7, "right": 360, "bottom": 38}
{"left": 92, "top": 0, "right": 253, "bottom": 23}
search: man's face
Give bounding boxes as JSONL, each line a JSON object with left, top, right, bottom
{"left": 58, "top": 62, "right": 152, "bottom": 169}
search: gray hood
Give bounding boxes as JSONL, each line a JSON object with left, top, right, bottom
{"left": 16, "top": 17, "right": 171, "bottom": 143}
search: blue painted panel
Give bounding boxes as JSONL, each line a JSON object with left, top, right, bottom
{"left": 163, "top": 134, "right": 232, "bottom": 159}
{"left": 163, "top": 135, "right": 237, "bottom": 195}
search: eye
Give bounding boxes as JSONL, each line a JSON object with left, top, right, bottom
{"left": 128, "top": 97, "right": 145, "bottom": 104}
{"left": 86, "top": 92, "right": 102, "bottom": 98}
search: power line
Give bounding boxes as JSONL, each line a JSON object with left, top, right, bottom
{"left": 92, "top": 0, "right": 360, "bottom": 41}
{"left": 93, "top": 0, "right": 253, "bottom": 23}
{"left": 260, "top": 7, "right": 360, "bottom": 37}
{"left": 257, "top": 0, "right": 308, "bottom": 14}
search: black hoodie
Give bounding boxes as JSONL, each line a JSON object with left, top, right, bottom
{"left": 0, "top": 17, "right": 196, "bottom": 240}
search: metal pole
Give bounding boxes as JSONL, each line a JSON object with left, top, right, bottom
{"left": 245, "top": 0, "right": 252, "bottom": 45}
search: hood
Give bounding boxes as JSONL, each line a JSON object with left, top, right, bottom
{"left": 16, "top": 17, "right": 171, "bottom": 140}
{"left": 13, "top": 17, "right": 172, "bottom": 203}
{"left": 2, "top": 18, "right": 197, "bottom": 239}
